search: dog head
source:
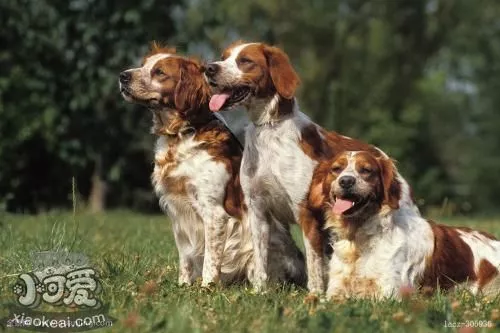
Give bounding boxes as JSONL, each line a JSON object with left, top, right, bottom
{"left": 119, "top": 44, "right": 209, "bottom": 112}
{"left": 205, "top": 41, "right": 299, "bottom": 112}
{"left": 327, "top": 151, "right": 401, "bottom": 221}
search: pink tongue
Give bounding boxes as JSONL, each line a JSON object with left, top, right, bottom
{"left": 332, "top": 198, "right": 354, "bottom": 215}
{"left": 209, "top": 93, "right": 230, "bottom": 112}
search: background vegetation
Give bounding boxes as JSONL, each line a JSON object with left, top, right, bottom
{"left": 1, "top": 0, "right": 499, "bottom": 214}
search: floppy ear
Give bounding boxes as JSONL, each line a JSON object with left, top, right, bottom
{"left": 174, "top": 62, "right": 208, "bottom": 111}
{"left": 379, "top": 157, "right": 401, "bottom": 209}
{"left": 264, "top": 45, "right": 300, "bottom": 99}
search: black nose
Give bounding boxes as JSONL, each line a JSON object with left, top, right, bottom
{"left": 119, "top": 71, "right": 131, "bottom": 84}
{"left": 205, "top": 63, "right": 220, "bottom": 78}
{"left": 339, "top": 176, "right": 356, "bottom": 189}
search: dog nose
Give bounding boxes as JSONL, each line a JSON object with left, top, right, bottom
{"left": 339, "top": 176, "right": 356, "bottom": 189}
{"left": 205, "top": 63, "right": 220, "bottom": 78}
{"left": 119, "top": 71, "right": 131, "bottom": 84}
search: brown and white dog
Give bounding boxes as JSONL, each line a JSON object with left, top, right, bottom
{"left": 205, "top": 41, "right": 420, "bottom": 293}
{"left": 119, "top": 45, "right": 305, "bottom": 287}
{"left": 323, "top": 150, "right": 500, "bottom": 299}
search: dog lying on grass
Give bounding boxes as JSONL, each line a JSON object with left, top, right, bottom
{"left": 119, "top": 44, "right": 305, "bottom": 287}
{"left": 322, "top": 150, "right": 500, "bottom": 300}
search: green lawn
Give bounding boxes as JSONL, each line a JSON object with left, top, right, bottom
{"left": 1, "top": 211, "right": 499, "bottom": 332}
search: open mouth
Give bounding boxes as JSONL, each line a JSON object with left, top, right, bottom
{"left": 331, "top": 195, "right": 368, "bottom": 217}
{"left": 209, "top": 86, "right": 251, "bottom": 112}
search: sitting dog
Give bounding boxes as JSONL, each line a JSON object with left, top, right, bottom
{"left": 119, "top": 44, "right": 305, "bottom": 287}
{"left": 205, "top": 41, "right": 419, "bottom": 292}
{"left": 323, "top": 150, "right": 500, "bottom": 299}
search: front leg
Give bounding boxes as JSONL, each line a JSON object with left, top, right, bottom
{"left": 302, "top": 227, "right": 326, "bottom": 294}
{"left": 326, "top": 256, "right": 349, "bottom": 300}
{"left": 172, "top": 226, "right": 195, "bottom": 285}
{"left": 248, "top": 204, "right": 270, "bottom": 291}
{"left": 201, "top": 207, "right": 228, "bottom": 287}
{"left": 178, "top": 255, "right": 194, "bottom": 286}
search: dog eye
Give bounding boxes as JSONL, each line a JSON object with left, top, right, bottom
{"left": 331, "top": 166, "right": 343, "bottom": 173}
{"left": 239, "top": 57, "right": 253, "bottom": 64}
{"left": 359, "top": 167, "right": 372, "bottom": 174}
{"left": 154, "top": 68, "right": 165, "bottom": 76}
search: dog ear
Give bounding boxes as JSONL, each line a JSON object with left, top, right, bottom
{"left": 264, "top": 45, "right": 300, "bottom": 99}
{"left": 174, "top": 61, "right": 208, "bottom": 111}
{"left": 379, "top": 157, "right": 401, "bottom": 209}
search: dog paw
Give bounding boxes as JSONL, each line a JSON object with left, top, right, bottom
{"left": 327, "top": 292, "right": 348, "bottom": 303}
{"left": 250, "top": 276, "right": 268, "bottom": 293}
{"left": 201, "top": 281, "right": 217, "bottom": 292}
{"left": 250, "top": 286, "right": 269, "bottom": 295}
{"left": 178, "top": 276, "right": 193, "bottom": 287}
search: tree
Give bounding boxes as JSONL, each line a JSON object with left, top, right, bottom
{"left": 1, "top": 0, "right": 499, "bottom": 214}
{"left": 0, "top": 0, "right": 181, "bottom": 212}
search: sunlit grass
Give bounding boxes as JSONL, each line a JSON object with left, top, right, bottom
{"left": 0, "top": 211, "right": 499, "bottom": 332}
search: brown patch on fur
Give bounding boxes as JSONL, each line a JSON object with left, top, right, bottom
{"left": 300, "top": 127, "right": 381, "bottom": 162}
{"left": 477, "top": 259, "right": 498, "bottom": 290}
{"left": 194, "top": 121, "right": 246, "bottom": 219}
{"left": 379, "top": 157, "right": 401, "bottom": 209}
{"left": 163, "top": 176, "right": 188, "bottom": 196}
{"left": 299, "top": 125, "right": 334, "bottom": 161}
{"left": 299, "top": 160, "right": 335, "bottom": 257}
{"left": 320, "top": 129, "right": 377, "bottom": 156}
{"left": 155, "top": 142, "right": 179, "bottom": 174}
{"left": 274, "top": 96, "right": 295, "bottom": 119}
{"left": 153, "top": 143, "right": 187, "bottom": 197}
{"left": 262, "top": 45, "right": 300, "bottom": 99}
{"left": 421, "top": 221, "right": 477, "bottom": 291}
{"left": 173, "top": 60, "right": 211, "bottom": 113}
{"left": 299, "top": 204, "right": 328, "bottom": 257}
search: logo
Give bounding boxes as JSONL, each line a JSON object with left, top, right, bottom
{"left": 1, "top": 252, "right": 114, "bottom": 332}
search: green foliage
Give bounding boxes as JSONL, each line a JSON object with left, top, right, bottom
{"left": 0, "top": 0, "right": 180, "bottom": 212}
{"left": 1, "top": 0, "right": 499, "bottom": 212}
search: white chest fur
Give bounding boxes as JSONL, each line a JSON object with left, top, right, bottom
{"left": 153, "top": 135, "right": 229, "bottom": 202}
{"left": 328, "top": 213, "right": 435, "bottom": 299}
{"left": 240, "top": 112, "right": 317, "bottom": 220}
{"left": 152, "top": 135, "right": 230, "bottom": 259}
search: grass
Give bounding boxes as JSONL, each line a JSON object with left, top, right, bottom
{"left": 0, "top": 211, "right": 499, "bottom": 332}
